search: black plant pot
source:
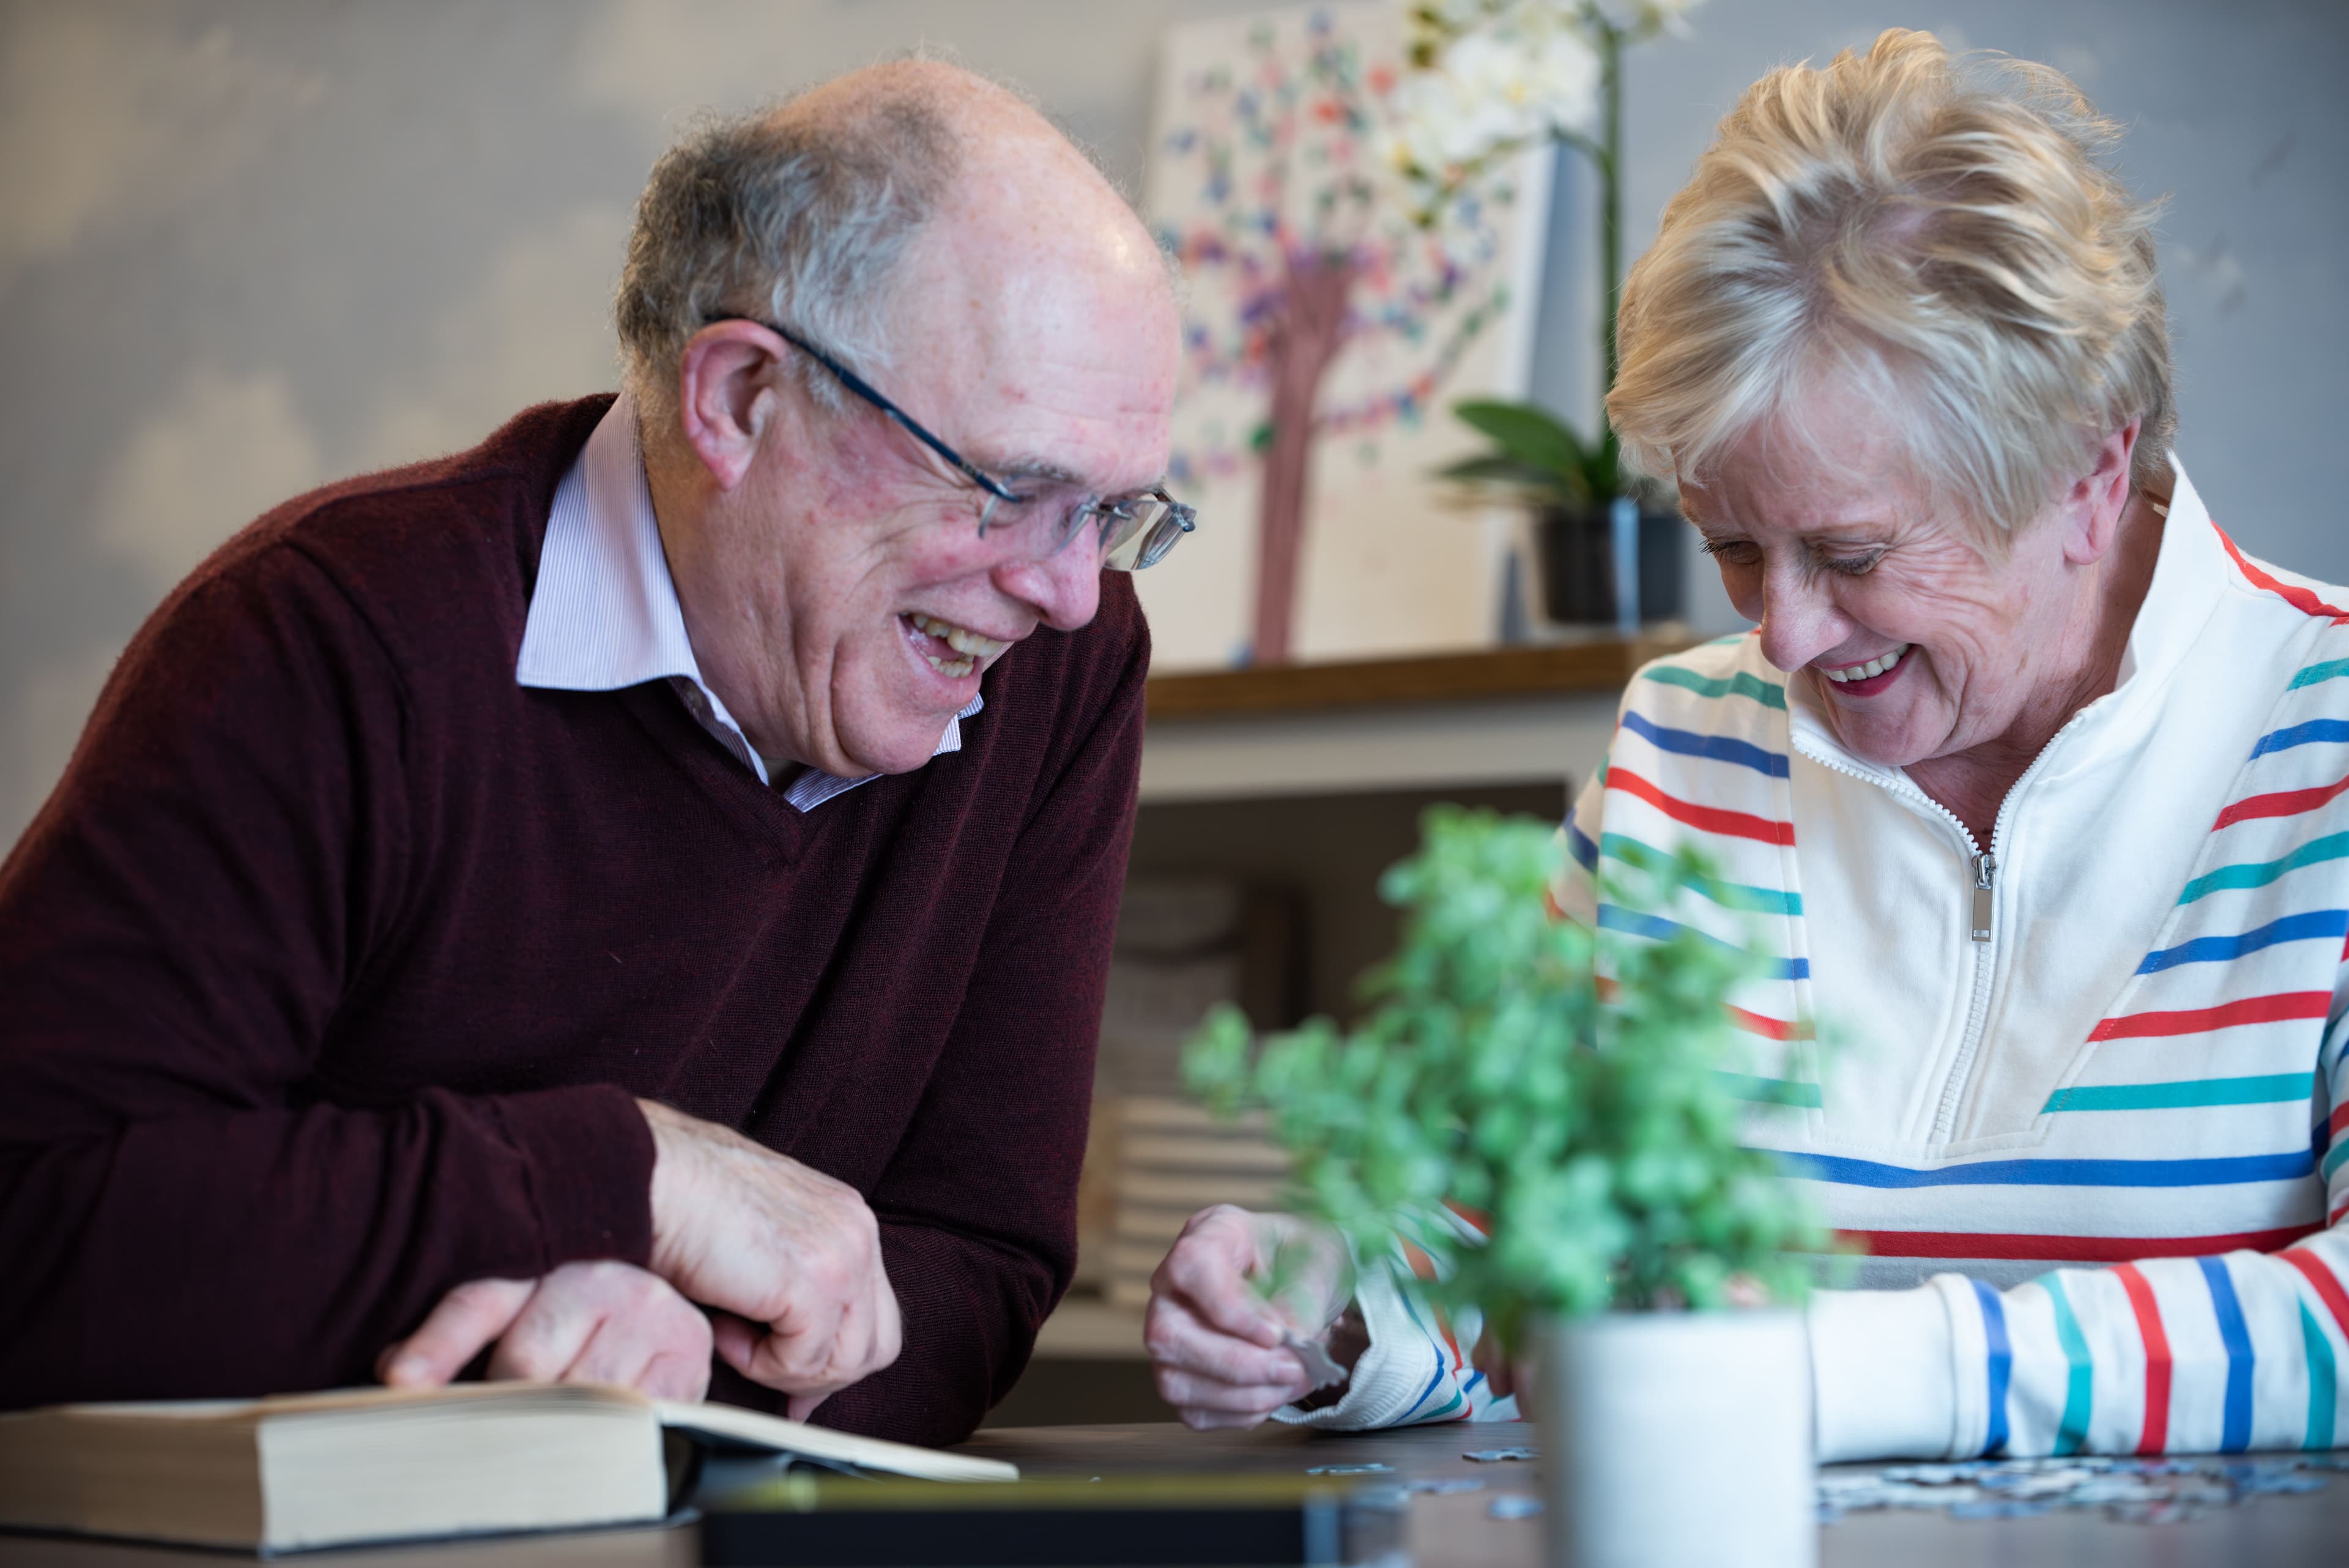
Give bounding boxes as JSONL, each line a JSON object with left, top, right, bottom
{"left": 1536, "top": 503, "right": 1686, "bottom": 626}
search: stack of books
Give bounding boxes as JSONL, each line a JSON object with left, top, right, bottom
{"left": 1085, "top": 878, "right": 1303, "bottom": 1305}
{"left": 1107, "top": 1096, "right": 1292, "bottom": 1309}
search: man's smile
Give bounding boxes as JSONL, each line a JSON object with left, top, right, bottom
{"left": 903, "top": 612, "right": 1012, "bottom": 678}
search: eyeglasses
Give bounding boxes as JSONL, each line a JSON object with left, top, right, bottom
{"left": 707, "top": 316, "right": 1197, "bottom": 572}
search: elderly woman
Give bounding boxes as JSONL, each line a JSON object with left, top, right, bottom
{"left": 1145, "top": 29, "right": 2349, "bottom": 1460}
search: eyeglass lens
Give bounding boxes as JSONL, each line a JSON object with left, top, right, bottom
{"left": 980, "top": 488, "right": 1192, "bottom": 573}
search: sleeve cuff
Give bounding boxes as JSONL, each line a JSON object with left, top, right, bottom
{"left": 486, "top": 1084, "right": 657, "bottom": 1269}
{"left": 1806, "top": 1281, "right": 1961, "bottom": 1462}
{"left": 1272, "top": 1260, "right": 1444, "bottom": 1431}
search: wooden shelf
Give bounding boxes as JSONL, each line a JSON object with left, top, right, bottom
{"left": 1145, "top": 635, "right": 1690, "bottom": 722}
{"left": 1031, "top": 1296, "right": 1149, "bottom": 1360}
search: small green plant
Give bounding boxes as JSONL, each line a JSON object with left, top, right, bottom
{"left": 1184, "top": 804, "right": 1827, "bottom": 1354}
{"left": 1438, "top": 396, "right": 1633, "bottom": 516}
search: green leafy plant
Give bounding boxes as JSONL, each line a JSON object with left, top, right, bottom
{"left": 1184, "top": 804, "right": 1827, "bottom": 1353}
{"left": 1439, "top": 397, "right": 1627, "bottom": 515}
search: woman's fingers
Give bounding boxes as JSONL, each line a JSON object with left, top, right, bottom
{"left": 1151, "top": 1206, "right": 1288, "bottom": 1347}
{"left": 1146, "top": 1293, "right": 1306, "bottom": 1388}
{"left": 379, "top": 1277, "right": 537, "bottom": 1388}
{"left": 1143, "top": 1208, "right": 1359, "bottom": 1430}
{"left": 1152, "top": 1365, "right": 1303, "bottom": 1416}
{"left": 1471, "top": 1324, "right": 1515, "bottom": 1399}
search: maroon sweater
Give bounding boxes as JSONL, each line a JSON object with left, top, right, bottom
{"left": 0, "top": 397, "right": 1145, "bottom": 1446}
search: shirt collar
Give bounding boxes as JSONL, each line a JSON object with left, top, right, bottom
{"left": 516, "top": 390, "right": 981, "bottom": 808}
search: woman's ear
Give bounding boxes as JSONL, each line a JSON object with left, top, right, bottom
{"left": 2061, "top": 417, "right": 2141, "bottom": 567}
{"left": 674, "top": 322, "right": 789, "bottom": 491}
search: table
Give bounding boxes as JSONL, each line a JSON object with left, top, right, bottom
{"left": 5, "top": 1423, "right": 2343, "bottom": 1567}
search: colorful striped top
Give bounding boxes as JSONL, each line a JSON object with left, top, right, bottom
{"left": 1279, "top": 466, "right": 2349, "bottom": 1457}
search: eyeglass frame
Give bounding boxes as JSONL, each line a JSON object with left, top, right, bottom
{"left": 702, "top": 314, "right": 1195, "bottom": 570}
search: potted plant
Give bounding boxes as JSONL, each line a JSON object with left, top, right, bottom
{"left": 1186, "top": 806, "right": 1825, "bottom": 1568}
{"left": 1440, "top": 399, "right": 1683, "bottom": 630}
{"left": 1387, "top": 1, "right": 1709, "bottom": 631}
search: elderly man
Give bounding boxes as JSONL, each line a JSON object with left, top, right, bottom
{"left": 0, "top": 62, "right": 1187, "bottom": 1447}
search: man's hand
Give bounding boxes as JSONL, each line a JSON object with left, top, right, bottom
{"left": 639, "top": 1099, "right": 901, "bottom": 1419}
{"left": 1145, "top": 1206, "right": 1356, "bottom": 1430}
{"left": 378, "top": 1260, "right": 713, "bottom": 1401}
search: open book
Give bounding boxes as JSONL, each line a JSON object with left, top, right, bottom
{"left": 0, "top": 1383, "right": 1015, "bottom": 1555}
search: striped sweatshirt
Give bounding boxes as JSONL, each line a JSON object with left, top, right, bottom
{"left": 1279, "top": 464, "right": 2349, "bottom": 1457}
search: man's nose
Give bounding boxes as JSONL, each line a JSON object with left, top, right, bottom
{"left": 995, "top": 533, "right": 1104, "bottom": 633}
{"left": 1753, "top": 569, "right": 1849, "bottom": 674}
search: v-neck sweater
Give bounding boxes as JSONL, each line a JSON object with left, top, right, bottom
{"left": 0, "top": 396, "right": 1149, "bottom": 1447}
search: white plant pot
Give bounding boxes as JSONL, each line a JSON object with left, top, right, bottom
{"left": 1533, "top": 1309, "right": 1814, "bottom": 1568}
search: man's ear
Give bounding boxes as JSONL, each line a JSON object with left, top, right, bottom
{"left": 674, "top": 322, "right": 790, "bottom": 491}
{"left": 2061, "top": 417, "right": 2141, "bottom": 567}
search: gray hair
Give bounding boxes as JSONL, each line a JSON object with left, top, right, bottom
{"left": 614, "top": 89, "right": 960, "bottom": 419}
{"left": 1609, "top": 29, "right": 2175, "bottom": 544}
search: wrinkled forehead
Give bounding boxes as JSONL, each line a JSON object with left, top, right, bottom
{"left": 888, "top": 195, "right": 1179, "bottom": 491}
{"left": 1679, "top": 363, "right": 1939, "bottom": 524}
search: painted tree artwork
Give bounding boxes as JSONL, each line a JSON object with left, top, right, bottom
{"left": 1138, "top": 1, "right": 1551, "bottom": 670}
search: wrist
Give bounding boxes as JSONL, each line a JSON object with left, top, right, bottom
{"left": 637, "top": 1098, "right": 696, "bottom": 1277}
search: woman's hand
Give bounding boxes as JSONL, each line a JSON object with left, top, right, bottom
{"left": 1145, "top": 1206, "right": 1356, "bottom": 1430}
{"left": 1470, "top": 1322, "right": 1534, "bottom": 1419}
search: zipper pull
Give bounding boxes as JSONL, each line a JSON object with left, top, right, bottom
{"left": 1970, "top": 851, "right": 1997, "bottom": 943}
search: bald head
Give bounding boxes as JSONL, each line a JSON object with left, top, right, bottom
{"left": 615, "top": 58, "right": 1170, "bottom": 418}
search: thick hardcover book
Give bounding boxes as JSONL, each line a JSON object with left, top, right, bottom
{"left": 0, "top": 1383, "right": 1015, "bottom": 1555}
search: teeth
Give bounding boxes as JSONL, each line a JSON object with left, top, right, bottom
{"left": 924, "top": 653, "right": 975, "bottom": 678}
{"left": 910, "top": 612, "right": 1008, "bottom": 661}
{"left": 1824, "top": 644, "right": 1909, "bottom": 684}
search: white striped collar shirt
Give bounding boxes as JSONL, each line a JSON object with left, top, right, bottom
{"left": 516, "top": 391, "right": 981, "bottom": 811}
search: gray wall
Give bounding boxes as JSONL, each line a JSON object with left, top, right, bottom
{"left": 2, "top": 0, "right": 2342, "bottom": 845}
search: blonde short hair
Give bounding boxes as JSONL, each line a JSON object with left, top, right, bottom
{"left": 1608, "top": 29, "right": 2174, "bottom": 539}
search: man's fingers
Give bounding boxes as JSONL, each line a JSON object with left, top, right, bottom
{"left": 380, "top": 1277, "right": 536, "bottom": 1388}
{"left": 869, "top": 1290, "right": 904, "bottom": 1372}
{"left": 636, "top": 1349, "right": 713, "bottom": 1403}
{"left": 718, "top": 1276, "right": 900, "bottom": 1397}
{"left": 737, "top": 1290, "right": 853, "bottom": 1391}
{"left": 718, "top": 1312, "right": 844, "bottom": 1395}
{"left": 710, "top": 1310, "right": 761, "bottom": 1371}
{"left": 486, "top": 1284, "right": 602, "bottom": 1384}
{"left": 784, "top": 1391, "right": 829, "bottom": 1423}
{"left": 551, "top": 1292, "right": 713, "bottom": 1394}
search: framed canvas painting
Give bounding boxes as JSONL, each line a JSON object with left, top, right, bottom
{"left": 1138, "top": 0, "right": 1553, "bottom": 671}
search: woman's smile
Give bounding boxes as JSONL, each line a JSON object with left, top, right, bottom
{"left": 1817, "top": 642, "right": 1913, "bottom": 697}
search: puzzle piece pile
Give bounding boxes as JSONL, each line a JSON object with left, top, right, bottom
{"left": 1818, "top": 1453, "right": 2349, "bottom": 1525}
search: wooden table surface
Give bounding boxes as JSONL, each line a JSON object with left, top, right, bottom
{"left": 6, "top": 1422, "right": 2343, "bottom": 1567}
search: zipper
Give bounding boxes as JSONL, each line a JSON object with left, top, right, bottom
{"left": 1937, "top": 868, "right": 2001, "bottom": 1142}
{"left": 1790, "top": 698, "right": 2101, "bottom": 1144}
